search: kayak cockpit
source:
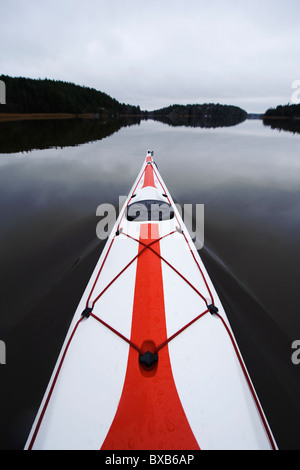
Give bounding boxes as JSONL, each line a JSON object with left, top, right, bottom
{"left": 126, "top": 199, "right": 174, "bottom": 222}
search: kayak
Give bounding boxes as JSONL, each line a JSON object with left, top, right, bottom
{"left": 25, "top": 151, "right": 277, "bottom": 450}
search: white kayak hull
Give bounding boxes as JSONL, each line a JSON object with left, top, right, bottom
{"left": 25, "top": 152, "right": 277, "bottom": 450}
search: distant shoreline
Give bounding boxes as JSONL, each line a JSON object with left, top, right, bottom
{"left": 0, "top": 112, "right": 96, "bottom": 122}
{"left": 2, "top": 112, "right": 299, "bottom": 124}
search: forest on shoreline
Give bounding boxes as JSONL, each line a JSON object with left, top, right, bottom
{"left": 0, "top": 75, "right": 141, "bottom": 117}
{"left": 263, "top": 103, "right": 300, "bottom": 135}
{"left": 264, "top": 103, "right": 300, "bottom": 119}
{"left": 0, "top": 75, "right": 247, "bottom": 128}
{"left": 1, "top": 75, "right": 300, "bottom": 133}
{"left": 147, "top": 103, "right": 247, "bottom": 127}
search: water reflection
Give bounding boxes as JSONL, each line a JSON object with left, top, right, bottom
{"left": 0, "top": 113, "right": 249, "bottom": 155}
{"left": 263, "top": 117, "right": 300, "bottom": 135}
{"left": 0, "top": 116, "right": 141, "bottom": 154}
{"left": 1, "top": 118, "right": 300, "bottom": 449}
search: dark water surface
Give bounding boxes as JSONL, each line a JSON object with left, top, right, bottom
{"left": 0, "top": 117, "right": 300, "bottom": 450}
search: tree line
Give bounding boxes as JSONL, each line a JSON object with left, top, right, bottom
{"left": 0, "top": 75, "right": 249, "bottom": 128}
{"left": 263, "top": 103, "right": 300, "bottom": 135}
{"left": 147, "top": 103, "right": 247, "bottom": 127}
{"left": 0, "top": 75, "right": 141, "bottom": 116}
{"left": 264, "top": 103, "right": 300, "bottom": 118}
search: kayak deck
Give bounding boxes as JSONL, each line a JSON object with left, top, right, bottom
{"left": 25, "top": 152, "right": 277, "bottom": 450}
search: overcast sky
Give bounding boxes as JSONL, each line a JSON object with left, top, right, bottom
{"left": 1, "top": 0, "right": 300, "bottom": 112}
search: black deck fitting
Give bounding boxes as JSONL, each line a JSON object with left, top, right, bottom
{"left": 81, "top": 307, "right": 93, "bottom": 318}
{"left": 139, "top": 351, "right": 158, "bottom": 368}
{"left": 208, "top": 304, "right": 219, "bottom": 315}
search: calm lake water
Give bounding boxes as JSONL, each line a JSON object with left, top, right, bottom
{"left": 0, "top": 116, "right": 300, "bottom": 449}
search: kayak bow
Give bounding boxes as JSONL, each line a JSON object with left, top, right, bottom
{"left": 25, "top": 151, "right": 277, "bottom": 450}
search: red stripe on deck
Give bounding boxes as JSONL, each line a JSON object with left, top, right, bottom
{"left": 101, "top": 224, "right": 200, "bottom": 450}
{"left": 142, "top": 163, "right": 156, "bottom": 188}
